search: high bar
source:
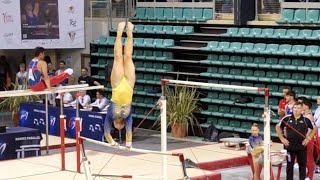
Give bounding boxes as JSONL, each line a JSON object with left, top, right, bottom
{"left": 80, "top": 136, "right": 180, "bottom": 157}
{"left": 0, "top": 85, "right": 105, "bottom": 98}
{"left": 161, "top": 79, "right": 265, "bottom": 92}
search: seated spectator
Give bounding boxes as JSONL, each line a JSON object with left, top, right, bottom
{"left": 87, "top": 89, "right": 109, "bottom": 111}
{"left": 70, "top": 90, "right": 91, "bottom": 107}
{"left": 56, "top": 92, "right": 73, "bottom": 104}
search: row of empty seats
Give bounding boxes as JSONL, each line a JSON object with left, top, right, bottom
{"left": 135, "top": 62, "right": 174, "bottom": 72}
{"left": 93, "top": 36, "right": 175, "bottom": 48}
{"left": 132, "top": 96, "right": 159, "bottom": 108}
{"left": 201, "top": 92, "right": 278, "bottom": 110}
{"left": 133, "top": 50, "right": 173, "bottom": 60}
{"left": 222, "top": 28, "right": 320, "bottom": 40}
{"left": 202, "top": 105, "right": 278, "bottom": 124}
{"left": 92, "top": 49, "right": 173, "bottom": 61}
{"left": 131, "top": 7, "right": 213, "bottom": 22}
{"left": 133, "top": 25, "right": 194, "bottom": 35}
{"left": 277, "top": 9, "right": 320, "bottom": 24}
{"left": 202, "top": 41, "right": 320, "bottom": 57}
{"left": 200, "top": 54, "right": 320, "bottom": 72}
{"left": 135, "top": 78, "right": 317, "bottom": 101}
{"left": 201, "top": 118, "right": 277, "bottom": 137}
{"left": 132, "top": 107, "right": 159, "bottom": 120}
{"left": 204, "top": 80, "right": 318, "bottom": 100}
{"left": 200, "top": 67, "right": 320, "bottom": 86}
{"left": 91, "top": 59, "right": 174, "bottom": 73}
{"left": 136, "top": 73, "right": 171, "bottom": 84}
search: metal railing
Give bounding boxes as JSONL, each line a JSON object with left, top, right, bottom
{"left": 215, "top": 0, "right": 234, "bottom": 20}
{"left": 87, "top": 0, "right": 134, "bottom": 18}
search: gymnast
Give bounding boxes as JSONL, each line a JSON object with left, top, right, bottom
{"left": 28, "top": 47, "right": 73, "bottom": 92}
{"left": 104, "top": 22, "right": 135, "bottom": 148}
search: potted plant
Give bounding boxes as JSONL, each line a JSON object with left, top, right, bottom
{"left": 165, "top": 85, "right": 203, "bottom": 138}
{"left": 0, "top": 83, "right": 40, "bottom": 127}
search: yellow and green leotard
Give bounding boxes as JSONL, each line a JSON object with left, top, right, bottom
{"left": 104, "top": 77, "right": 134, "bottom": 147}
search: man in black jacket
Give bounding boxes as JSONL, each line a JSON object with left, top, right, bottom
{"left": 276, "top": 102, "right": 316, "bottom": 180}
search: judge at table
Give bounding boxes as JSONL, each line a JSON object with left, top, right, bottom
{"left": 70, "top": 90, "right": 91, "bottom": 107}
{"left": 87, "top": 89, "right": 109, "bottom": 110}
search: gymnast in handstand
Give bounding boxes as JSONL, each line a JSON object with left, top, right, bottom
{"left": 104, "top": 21, "right": 135, "bottom": 148}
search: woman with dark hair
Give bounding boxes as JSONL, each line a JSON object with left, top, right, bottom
{"left": 0, "top": 56, "right": 11, "bottom": 91}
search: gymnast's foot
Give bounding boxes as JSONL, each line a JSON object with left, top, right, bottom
{"left": 127, "top": 22, "right": 134, "bottom": 32}
{"left": 126, "top": 22, "right": 134, "bottom": 38}
{"left": 117, "top": 22, "right": 126, "bottom": 37}
{"left": 111, "top": 141, "right": 119, "bottom": 147}
{"left": 126, "top": 142, "right": 132, "bottom": 149}
{"left": 64, "top": 68, "right": 73, "bottom": 75}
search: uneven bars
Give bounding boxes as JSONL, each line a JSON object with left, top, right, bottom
{"left": 0, "top": 84, "right": 88, "bottom": 96}
{"left": 161, "top": 79, "right": 265, "bottom": 92}
{"left": 0, "top": 85, "right": 105, "bottom": 98}
{"left": 80, "top": 136, "right": 184, "bottom": 157}
{"left": 161, "top": 79, "right": 270, "bottom": 180}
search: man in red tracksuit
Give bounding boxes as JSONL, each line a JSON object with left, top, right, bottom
{"left": 302, "top": 100, "right": 316, "bottom": 180}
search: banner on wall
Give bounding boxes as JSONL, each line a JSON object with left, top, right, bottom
{"left": 0, "top": 0, "right": 84, "bottom": 49}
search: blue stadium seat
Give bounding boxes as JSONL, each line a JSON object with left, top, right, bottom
{"left": 131, "top": 7, "right": 146, "bottom": 20}
{"left": 276, "top": 9, "right": 295, "bottom": 24}
{"left": 291, "top": 9, "right": 306, "bottom": 23}
{"left": 302, "top": 9, "right": 320, "bottom": 24}
{"left": 154, "top": 8, "right": 164, "bottom": 20}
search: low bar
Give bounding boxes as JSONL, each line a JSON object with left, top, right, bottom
{"left": 80, "top": 136, "right": 178, "bottom": 156}
{"left": 162, "top": 79, "right": 262, "bottom": 91}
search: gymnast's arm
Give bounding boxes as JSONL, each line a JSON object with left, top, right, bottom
{"left": 104, "top": 115, "right": 116, "bottom": 146}
{"left": 40, "top": 61, "right": 53, "bottom": 92}
{"left": 125, "top": 113, "right": 133, "bottom": 148}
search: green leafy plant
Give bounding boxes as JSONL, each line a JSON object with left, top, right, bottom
{"left": 0, "top": 83, "right": 40, "bottom": 113}
{"left": 153, "top": 84, "right": 203, "bottom": 136}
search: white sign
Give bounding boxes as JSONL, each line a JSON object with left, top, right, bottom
{"left": 0, "top": 0, "right": 84, "bottom": 49}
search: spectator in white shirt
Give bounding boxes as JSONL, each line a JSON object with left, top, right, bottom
{"left": 88, "top": 89, "right": 109, "bottom": 110}
{"left": 56, "top": 92, "right": 73, "bottom": 104}
{"left": 70, "top": 90, "right": 91, "bottom": 107}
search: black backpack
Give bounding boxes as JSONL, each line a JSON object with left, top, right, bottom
{"left": 203, "top": 123, "right": 218, "bottom": 142}
{"left": 234, "top": 96, "right": 253, "bottom": 104}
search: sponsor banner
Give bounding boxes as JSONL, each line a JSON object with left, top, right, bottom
{"left": 0, "top": 0, "right": 84, "bottom": 49}
{"left": 20, "top": 102, "right": 105, "bottom": 141}
{"left": 0, "top": 127, "right": 42, "bottom": 160}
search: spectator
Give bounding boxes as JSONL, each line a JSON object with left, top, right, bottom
{"left": 276, "top": 102, "right": 316, "bottom": 180}
{"left": 78, "top": 68, "right": 101, "bottom": 98}
{"left": 284, "top": 90, "right": 296, "bottom": 116}
{"left": 56, "top": 92, "right": 73, "bottom": 104}
{"left": 70, "top": 90, "right": 91, "bottom": 107}
{"left": 44, "top": 56, "right": 55, "bottom": 77}
{"left": 0, "top": 56, "right": 11, "bottom": 91}
{"left": 278, "top": 86, "right": 291, "bottom": 119}
{"left": 15, "top": 63, "right": 28, "bottom": 90}
{"left": 47, "top": 62, "right": 56, "bottom": 77}
{"left": 55, "top": 61, "right": 75, "bottom": 85}
{"left": 88, "top": 89, "right": 109, "bottom": 111}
